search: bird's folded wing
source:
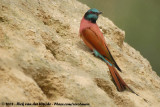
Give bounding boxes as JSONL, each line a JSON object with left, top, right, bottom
{"left": 81, "top": 28, "right": 112, "bottom": 60}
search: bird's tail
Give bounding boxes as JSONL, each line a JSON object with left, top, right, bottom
{"left": 92, "top": 49, "right": 138, "bottom": 95}
{"left": 107, "top": 63, "right": 138, "bottom": 95}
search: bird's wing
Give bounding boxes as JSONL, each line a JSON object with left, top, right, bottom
{"left": 81, "top": 27, "right": 121, "bottom": 71}
{"left": 81, "top": 27, "right": 112, "bottom": 60}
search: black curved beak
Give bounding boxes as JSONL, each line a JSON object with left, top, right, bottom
{"left": 98, "top": 11, "right": 102, "bottom": 15}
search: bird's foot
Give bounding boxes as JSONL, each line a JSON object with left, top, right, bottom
{"left": 92, "top": 49, "right": 112, "bottom": 66}
{"left": 93, "top": 49, "right": 100, "bottom": 57}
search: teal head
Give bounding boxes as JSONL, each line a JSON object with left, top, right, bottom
{"left": 84, "top": 8, "right": 102, "bottom": 23}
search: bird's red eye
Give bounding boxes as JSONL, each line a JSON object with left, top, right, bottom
{"left": 90, "top": 11, "right": 93, "bottom": 14}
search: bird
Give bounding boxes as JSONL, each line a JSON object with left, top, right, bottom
{"left": 79, "top": 8, "right": 137, "bottom": 95}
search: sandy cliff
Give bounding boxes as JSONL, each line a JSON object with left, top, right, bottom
{"left": 0, "top": 0, "right": 160, "bottom": 107}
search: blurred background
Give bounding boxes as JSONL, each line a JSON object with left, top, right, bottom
{"left": 78, "top": 0, "right": 160, "bottom": 76}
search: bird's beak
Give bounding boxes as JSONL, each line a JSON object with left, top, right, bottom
{"left": 98, "top": 11, "right": 102, "bottom": 15}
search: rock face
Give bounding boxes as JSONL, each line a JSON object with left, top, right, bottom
{"left": 0, "top": 0, "right": 160, "bottom": 107}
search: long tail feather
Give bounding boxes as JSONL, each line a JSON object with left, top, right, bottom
{"left": 107, "top": 63, "right": 125, "bottom": 91}
{"left": 93, "top": 49, "right": 138, "bottom": 95}
{"left": 107, "top": 64, "right": 138, "bottom": 95}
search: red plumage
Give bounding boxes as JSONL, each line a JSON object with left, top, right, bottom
{"left": 79, "top": 17, "right": 136, "bottom": 94}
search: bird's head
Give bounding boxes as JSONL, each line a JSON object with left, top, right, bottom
{"left": 84, "top": 8, "right": 102, "bottom": 23}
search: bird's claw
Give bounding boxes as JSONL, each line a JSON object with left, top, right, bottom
{"left": 93, "top": 49, "right": 99, "bottom": 57}
{"left": 92, "top": 49, "right": 112, "bottom": 66}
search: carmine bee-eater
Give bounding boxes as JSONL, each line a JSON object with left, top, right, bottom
{"left": 79, "top": 8, "right": 137, "bottom": 94}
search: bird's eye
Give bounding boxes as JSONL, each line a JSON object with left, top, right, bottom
{"left": 90, "top": 11, "right": 93, "bottom": 14}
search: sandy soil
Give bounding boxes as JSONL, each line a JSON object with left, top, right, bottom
{"left": 0, "top": 0, "right": 160, "bottom": 107}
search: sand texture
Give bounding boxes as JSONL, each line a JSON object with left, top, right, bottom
{"left": 0, "top": 0, "right": 160, "bottom": 107}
